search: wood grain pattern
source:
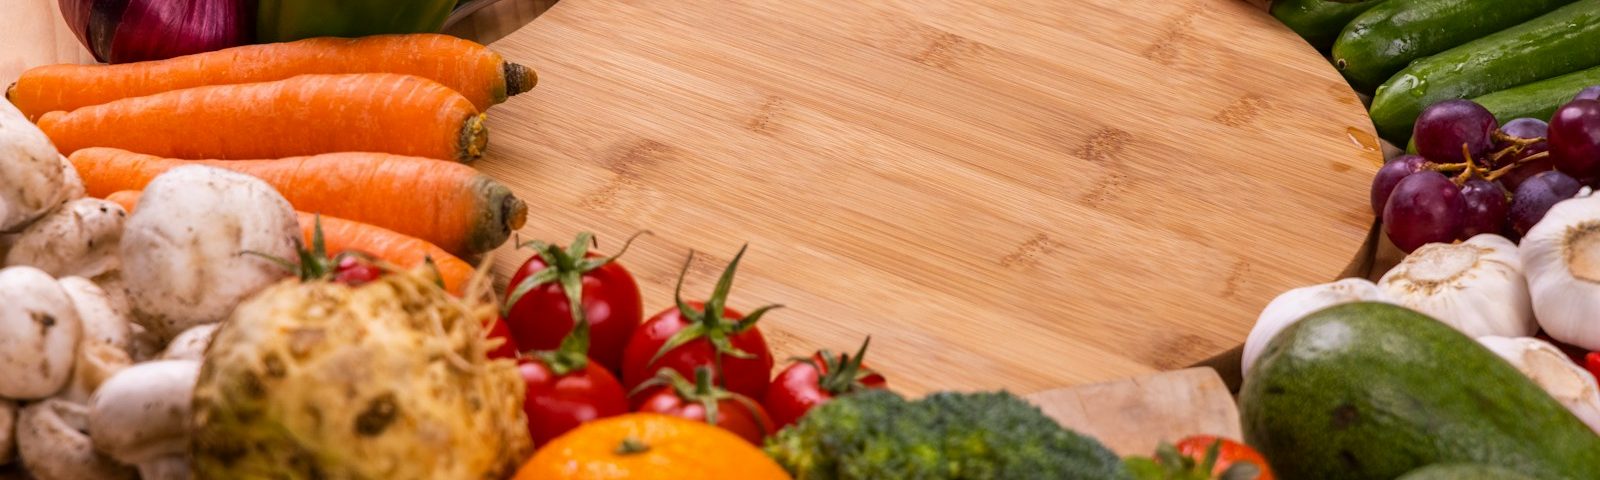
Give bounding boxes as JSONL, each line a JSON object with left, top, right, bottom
{"left": 1028, "top": 367, "right": 1241, "bottom": 455}
{"left": 478, "top": 0, "right": 1383, "bottom": 394}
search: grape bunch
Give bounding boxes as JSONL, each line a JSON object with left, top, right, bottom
{"left": 1372, "top": 87, "right": 1600, "bottom": 253}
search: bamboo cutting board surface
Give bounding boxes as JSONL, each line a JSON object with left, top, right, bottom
{"left": 1029, "top": 367, "right": 1240, "bottom": 455}
{"left": 477, "top": 0, "right": 1382, "bottom": 395}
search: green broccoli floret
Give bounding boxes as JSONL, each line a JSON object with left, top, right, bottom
{"left": 764, "top": 389, "right": 1131, "bottom": 479}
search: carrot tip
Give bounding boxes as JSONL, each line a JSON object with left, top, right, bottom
{"left": 459, "top": 113, "right": 489, "bottom": 162}
{"left": 506, "top": 196, "right": 527, "bottom": 231}
{"left": 503, "top": 62, "right": 537, "bottom": 96}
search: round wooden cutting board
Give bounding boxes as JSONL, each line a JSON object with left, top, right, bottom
{"left": 477, "top": 0, "right": 1382, "bottom": 395}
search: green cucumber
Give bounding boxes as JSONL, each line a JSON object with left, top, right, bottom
{"left": 1473, "top": 65, "right": 1600, "bottom": 123}
{"left": 1240, "top": 302, "right": 1600, "bottom": 479}
{"left": 1368, "top": 0, "right": 1600, "bottom": 143}
{"left": 1398, "top": 464, "right": 1538, "bottom": 480}
{"left": 1271, "top": 0, "right": 1388, "bottom": 51}
{"left": 1333, "top": 0, "right": 1577, "bottom": 94}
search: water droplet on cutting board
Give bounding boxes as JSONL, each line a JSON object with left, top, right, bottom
{"left": 1346, "top": 127, "right": 1380, "bottom": 156}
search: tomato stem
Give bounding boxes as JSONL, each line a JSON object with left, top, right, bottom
{"left": 505, "top": 231, "right": 650, "bottom": 374}
{"left": 649, "top": 245, "right": 783, "bottom": 369}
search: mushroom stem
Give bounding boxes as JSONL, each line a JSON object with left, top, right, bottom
{"left": 17, "top": 399, "right": 136, "bottom": 479}
{"left": 89, "top": 360, "right": 199, "bottom": 471}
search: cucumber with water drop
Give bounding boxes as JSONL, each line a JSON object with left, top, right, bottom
{"left": 1332, "top": 0, "right": 1577, "bottom": 94}
{"left": 1367, "top": 0, "right": 1600, "bottom": 143}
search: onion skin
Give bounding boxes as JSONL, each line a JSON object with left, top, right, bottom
{"left": 60, "top": 0, "right": 253, "bottom": 64}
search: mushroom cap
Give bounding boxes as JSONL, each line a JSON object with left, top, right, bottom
{"left": 120, "top": 166, "right": 298, "bottom": 340}
{"left": 59, "top": 276, "right": 131, "bottom": 352}
{"left": 0, "top": 100, "right": 66, "bottom": 231}
{"left": 3, "top": 198, "right": 126, "bottom": 279}
{"left": 0, "top": 266, "right": 81, "bottom": 399}
{"left": 161, "top": 323, "right": 219, "bottom": 361}
{"left": 17, "top": 399, "right": 136, "bottom": 480}
{"left": 88, "top": 360, "right": 199, "bottom": 465}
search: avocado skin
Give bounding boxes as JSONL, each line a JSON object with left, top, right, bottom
{"left": 1240, "top": 302, "right": 1600, "bottom": 480}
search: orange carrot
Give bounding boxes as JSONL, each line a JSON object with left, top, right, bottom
{"left": 38, "top": 73, "right": 487, "bottom": 162}
{"left": 73, "top": 148, "right": 526, "bottom": 257}
{"left": 104, "top": 190, "right": 142, "bottom": 213}
{"left": 7, "top": 34, "right": 535, "bottom": 118}
{"left": 105, "top": 190, "right": 474, "bottom": 295}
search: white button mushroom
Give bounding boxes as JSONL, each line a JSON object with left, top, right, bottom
{"left": 17, "top": 399, "right": 135, "bottom": 480}
{"left": 89, "top": 360, "right": 199, "bottom": 480}
{"left": 161, "top": 323, "right": 219, "bottom": 361}
{"left": 0, "top": 266, "right": 81, "bottom": 399}
{"left": 1379, "top": 234, "right": 1535, "bottom": 338}
{"left": 0, "top": 399, "right": 15, "bottom": 466}
{"left": 59, "top": 276, "right": 130, "bottom": 353}
{"left": 0, "top": 99, "right": 65, "bottom": 232}
{"left": 1242, "top": 278, "right": 1392, "bottom": 375}
{"left": 56, "top": 155, "right": 84, "bottom": 202}
{"left": 120, "top": 166, "right": 299, "bottom": 341}
{"left": 4, "top": 198, "right": 126, "bottom": 279}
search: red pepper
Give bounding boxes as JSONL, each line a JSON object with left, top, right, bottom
{"left": 1586, "top": 352, "right": 1600, "bottom": 383}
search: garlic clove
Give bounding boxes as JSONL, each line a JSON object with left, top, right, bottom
{"left": 1477, "top": 336, "right": 1600, "bottom": 435}
{"left": 1522, "top": 195, "right": 1600, "bottom": 350}
{"left": 1380, "top": 234, "right": 1535, "bottom": 339}
{"left": 1242, "top": 278, "right": 1392, "bottom": 376}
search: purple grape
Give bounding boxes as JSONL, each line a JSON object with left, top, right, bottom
{"left": 1550, "top": 99, "right": 1600, "bottom": 182}
{"left": 1459, "top": 179, "right": 1509, "bottom": 239}
{"left": 1577, "top": 86, "right": 1600, "bottom": 102}
{"left": 1371, "top": 154, "right": 1428, "bottom": 218}
{"left": 1500, "top": 118, "right": 1550, "bottom": 141}
{"left": 1414, "top": 99, "right": 1499, "bottom": 164}
{"left": 1384, "top": 171, "right": 1466, "bottom": 253}
{"left": 1497, "top": 143, "right": 1554, "bottom": 192}
{"left": 1511, "top": 170, "right": 1582, "bottom": 235}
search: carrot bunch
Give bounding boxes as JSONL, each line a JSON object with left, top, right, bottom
{"left": 15, "top": 33, "right": 540, "bottom": 284}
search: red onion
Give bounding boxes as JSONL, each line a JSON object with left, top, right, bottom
{"left": 60, "top": 0, "right": 253, "bottom": 64}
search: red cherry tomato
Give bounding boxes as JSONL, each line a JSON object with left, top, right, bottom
{"left": 633, "top": 369, "right": 774, "bottom": 445}
{"left": 621, "top": 247, "right": 778, "bottom": 401}
{"left": 622, "top": 301, "right": 774, "bottom": 401}
{"left": 504, "top": 234, "right": 643, "bottom": 373}
{"left": 517, "top": 357, "right": 629, "bottom": 446}
{"left": 1174, "top": 435, "right": 1275, "bottom": 480}
{"left": 486, "top": 316, "right": 520, "bottom": 361}
{"left": 332, "top": 254, "right": 384, "bottom": 287}
{"left": 764, "top": 338, "right": 887, "bottom": 429}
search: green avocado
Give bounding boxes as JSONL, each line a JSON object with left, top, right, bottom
{"left": 1240, "top": 302, "right": 1600, "bottom": 479}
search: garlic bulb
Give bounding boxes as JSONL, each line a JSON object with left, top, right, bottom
{"left": 1242, "top": 278, "right": 1391, "bottom": 375}
{"left": 1477, "top": 336, "right": 1600, "bottom": 435}
{"left": 1379, "top": 234, "right": 1534, "bottom": 338}
{"left": 1523, "top": 194, "right": 1600, "bottom": 350}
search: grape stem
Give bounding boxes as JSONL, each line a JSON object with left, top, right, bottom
{"left": 1425, "top": 136, "right": 1548, "bottom": 186}
{"left": 1484, "top": 151, "right": 1552, "bottom": 182}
